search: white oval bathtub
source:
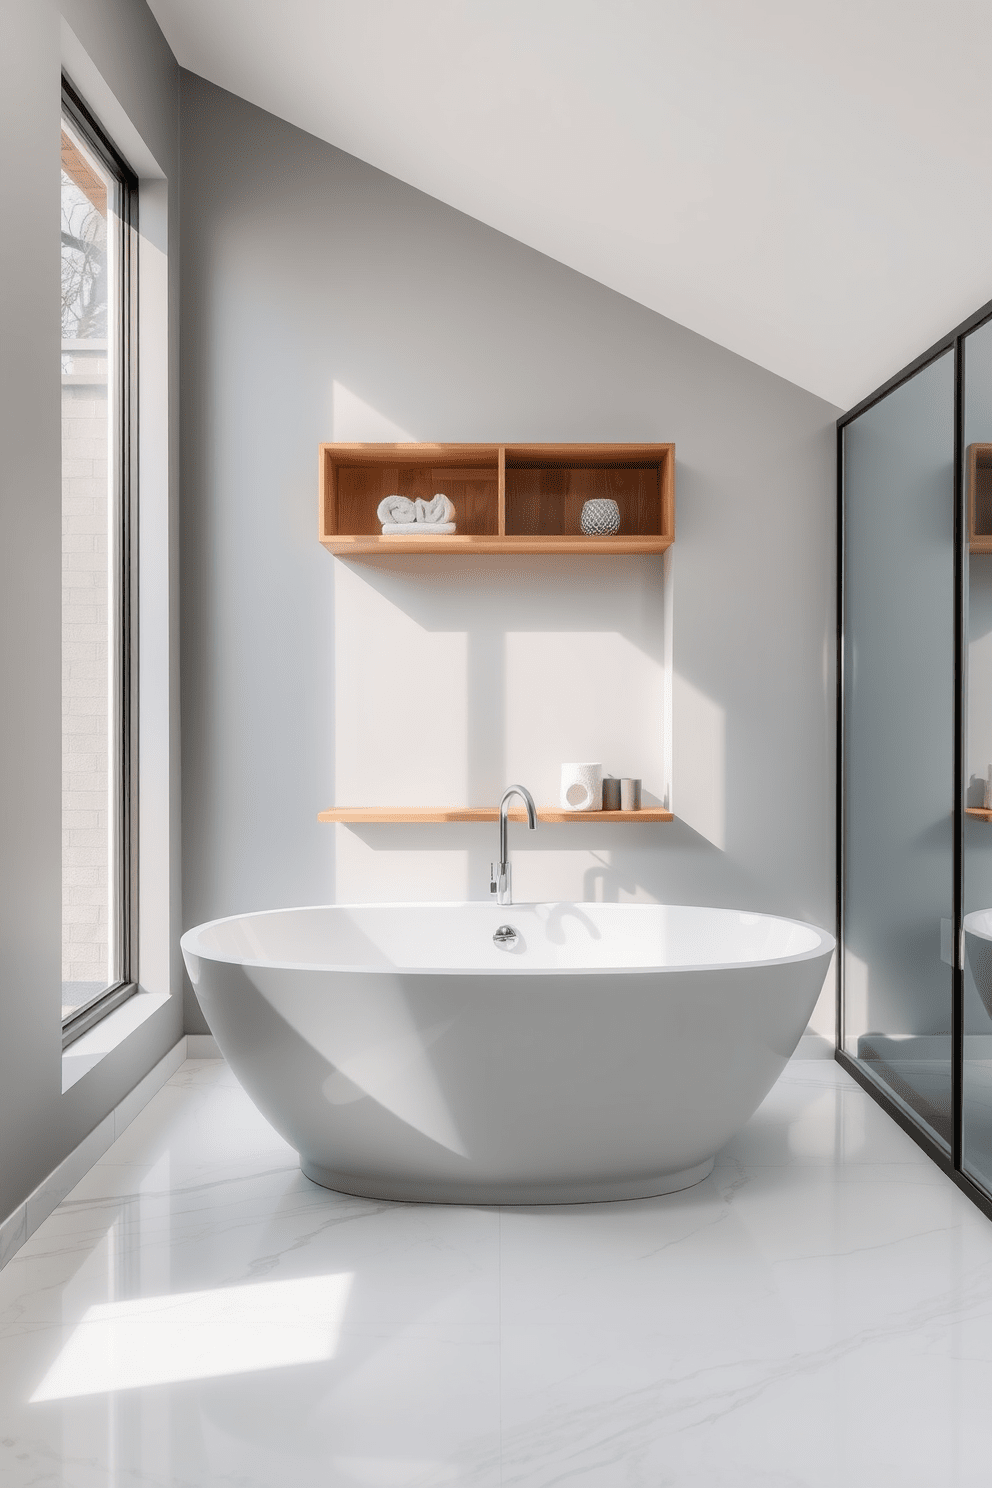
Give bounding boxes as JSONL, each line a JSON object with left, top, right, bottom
{"left": 964, "top": 909, "right": 992, "bottom": 1017}
{"left": 180, "top": 902, "right": 834, "bottom": 1205}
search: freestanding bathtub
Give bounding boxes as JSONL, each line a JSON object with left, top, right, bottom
{"left": 180, "top": 902, "right": 834, "bottom": 1205}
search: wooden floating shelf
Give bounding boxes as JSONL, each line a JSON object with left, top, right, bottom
{"left": 320, "top": 534, "right": 672, "bottom": 556}
{"left": 969, "top": 444, "right": 992, "bottom": 554}
{"left": 317, "top": 807, "right": 674, "bottom": 824}
{"left": 966, "top": 807, "right": 992, "bottom": 821}
{"left": 319, "top": 442, "right": 675, "bottom": 557}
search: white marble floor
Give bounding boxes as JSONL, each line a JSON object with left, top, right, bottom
{"left": 1, "top": 1059, "right": 992, "bottom": 1486}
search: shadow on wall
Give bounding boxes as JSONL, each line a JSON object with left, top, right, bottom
{"left": 341, "top": 817, "right": 724, "bottom": 906}
{"left": 326, "top": 381, "right": 734, "bottom": 907}
{"left": 335, "top": 555, "right": 727, "bottom": 831}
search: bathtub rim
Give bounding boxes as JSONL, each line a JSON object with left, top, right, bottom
{"left": 965, "top": 909, "right": 992, "bottom": 939}
{"left": 180, "top": 901, "right": 836, "bottom": 979}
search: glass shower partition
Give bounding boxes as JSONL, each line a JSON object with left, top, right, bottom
{"left": 962, "top": 320, "right": 992, "bottom": 1197}
{"left": 841, "top": 352, "right": 956, "bottom": 1149}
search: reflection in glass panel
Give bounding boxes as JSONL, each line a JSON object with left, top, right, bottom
{"left": 962, "top": 318, "right": 992, "bottom": 1195}
{"left": 843, "top": 353, "right": 954, "bottom": 1148}
{"left": 60, "top": 118, "right": 121, "bottom": 1021}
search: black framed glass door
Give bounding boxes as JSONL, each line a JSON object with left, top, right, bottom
{"left": 838, "top": 295, "right": 992, "bottom": 1223}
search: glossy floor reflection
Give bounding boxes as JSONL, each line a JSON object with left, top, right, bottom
{"left": 1, "top": 1059, "right": 992, "bottom": 1485}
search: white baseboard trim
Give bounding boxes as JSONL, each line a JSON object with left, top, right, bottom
{"left": 792, "top": 1031, "right": 835, "bottom": 1060}
{"left": 186, "top": 1033, "right": 220, "bottom": 1058}
{"left": 1, "top": 1034, "right": 191, "bottom": 1274}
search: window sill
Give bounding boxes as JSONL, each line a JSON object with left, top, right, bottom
{"left": 62, "top": 990, "right": 171, "bottom": 1093}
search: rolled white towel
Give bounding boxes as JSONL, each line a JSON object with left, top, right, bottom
{"left": 415, "top": 493, "right": 456, "bottom": 524}
{"left": 381, "top": 522, "right": 457, "bottom": 536}
{"left": 376, "top": 494, "right": 417, "bottom": 525}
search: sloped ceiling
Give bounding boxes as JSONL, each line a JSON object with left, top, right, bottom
{"left": 148, "top": 0, "right": 992, "bottom": 408}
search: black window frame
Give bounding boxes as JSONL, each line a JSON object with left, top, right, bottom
{"left": 60, "top": 74, "right": 139, "bottom": 1051}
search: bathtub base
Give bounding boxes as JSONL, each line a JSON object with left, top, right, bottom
{"left": 299, "top": 1155, "right": 716, "bottom": 1206}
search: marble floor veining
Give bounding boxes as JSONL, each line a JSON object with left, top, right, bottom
{"left": 2, "top": 1058, "right": 992, "bottom": 1485}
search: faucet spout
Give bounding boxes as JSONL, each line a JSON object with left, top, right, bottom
{"left": 491, "top": 784, "right": 537, "bottom": 906}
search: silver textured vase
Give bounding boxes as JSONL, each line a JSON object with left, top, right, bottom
{"left": 580, "top": 498, "right": 621, "bottom": 536}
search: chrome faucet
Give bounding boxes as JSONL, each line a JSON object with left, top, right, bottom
{"left": 490, "top": 785, "right": 538, "bottom": 905}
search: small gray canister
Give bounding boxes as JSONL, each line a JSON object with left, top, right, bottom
{"left": 620, "top": 778, "right": 642, "bottom": 811}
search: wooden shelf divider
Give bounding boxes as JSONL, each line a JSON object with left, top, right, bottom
{"left": 966, "top": 807, "right": 992, "bottom": 821}
{"left": 497, "top": 445, "right": 506, "bottom": 537}
{"left": 317, "top": 807, "right": 674, "bottom": 824}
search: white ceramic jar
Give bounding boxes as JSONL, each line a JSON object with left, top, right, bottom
{"left": 560, "top": 762, "right": 603, "bottom": 811}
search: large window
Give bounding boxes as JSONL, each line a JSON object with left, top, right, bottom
{"left": 60, "top": 80, "right": 137, "bottom": 1047}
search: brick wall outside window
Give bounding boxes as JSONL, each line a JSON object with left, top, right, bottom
{"left": 61, "top": 345, "right": 111, "bottom": 1011}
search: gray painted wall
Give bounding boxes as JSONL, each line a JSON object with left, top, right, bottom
{"left": 179, "top": 73, "right": 839, "bottom": 1034}
{"left": 0, "top": 0, "right": 182, "bottom": 1224}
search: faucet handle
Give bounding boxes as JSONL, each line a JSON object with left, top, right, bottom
{"left": 490, "top": 862, "right": 498, "bottom": 895}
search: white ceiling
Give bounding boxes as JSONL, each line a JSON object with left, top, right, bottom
{"left": 148, "top": 0, "right": 992, "bottom": 409}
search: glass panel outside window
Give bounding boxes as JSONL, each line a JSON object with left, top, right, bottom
{"left": 60, "top": 114, "right": 124, "bottom": 1025}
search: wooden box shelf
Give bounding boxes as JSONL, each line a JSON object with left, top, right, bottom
{"left": 317, "top": 807, "right": 674, "bottom": 824}
{"left": 968, "top": 444, "right": 992, "bottom": 554}
{"left": 319, "top": 442, "right": 674, "bottom": 556}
